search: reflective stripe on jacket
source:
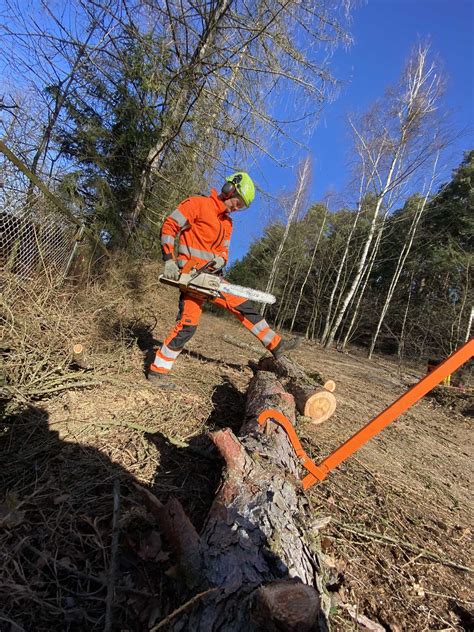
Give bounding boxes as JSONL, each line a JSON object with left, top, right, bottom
{"left": 160, "top": 189, "right": 232, "bottom": 268}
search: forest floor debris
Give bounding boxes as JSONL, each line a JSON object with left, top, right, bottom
{"left": 1, "top": 264, "right": 472, "bottom": 631}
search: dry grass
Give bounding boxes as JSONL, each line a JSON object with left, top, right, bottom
{"left": 1, "top": 261, "right": 473, "bottom": 631}
{"left": 1, "top": 260, "right": 248, "bottom": 631}
{"left": 295, "top": 345, "right": 473, "bottom": 631}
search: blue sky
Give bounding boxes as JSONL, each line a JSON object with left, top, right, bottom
{"left": 229, "top": 0, "right": 474, "bottom": 262}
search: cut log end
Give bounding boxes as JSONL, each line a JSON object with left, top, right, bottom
{"left": 252, "top": 580, "right": 321, "bottom": 632}
{"left": 71, "top": 343, "right": 88, "bottom": 368}
{"left": 303, "top": 391, "right": 337, "bottom": 424}
{"left": 323, "top": 379, "right": 336, "bottom": 393}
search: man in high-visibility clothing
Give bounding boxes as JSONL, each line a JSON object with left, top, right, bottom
{"left": 148, "top": 172, "right": 298, "bottom": 387}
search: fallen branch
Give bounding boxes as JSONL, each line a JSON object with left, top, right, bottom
{"left": 223, "top": 334, "right": 261, "bottom": 353}
{"left": 334, "top": 523, "right": 473, "bottom": 573}
{"left": 342, "top": 603, "right": 385, "bottom": 631}
{"left": 0, "top": 614, "right": 25, "bottom": 632}
{"left": 150, "top": 588, "right": 220, "bottom": 631}
{"left": 27, "top": 379, "right": 102, "bottom": 396}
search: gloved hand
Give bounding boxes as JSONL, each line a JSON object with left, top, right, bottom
{"left": 163, "top": 259, "right": 180, "bottom": 281}
{"left": 211, "top": 255, "right": 226, "bottom": 271}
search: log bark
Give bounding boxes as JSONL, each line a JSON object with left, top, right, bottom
{"left": 145, "top": 370, "right": 330, "bottom": 631}
{"left": 255, "top": 356, "right": 337, "bottom": 424}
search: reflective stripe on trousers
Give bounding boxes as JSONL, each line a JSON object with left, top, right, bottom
{"left": 150, "top": 289, "right": 281, "bottom": 375}
{"left": 151, "top": 344, "right": 182, "bottom": 374}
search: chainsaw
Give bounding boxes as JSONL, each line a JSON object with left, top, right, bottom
{"left": 159, "top": 260, "right": 276, "bottom": 305}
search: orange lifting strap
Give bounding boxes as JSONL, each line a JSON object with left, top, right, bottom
{"left": 258, "top": 338, "right": 474, "bottom": 491}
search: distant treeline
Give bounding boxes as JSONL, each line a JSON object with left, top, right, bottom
{"left": 229, "top": 152, "right": 473, "bottom": 361}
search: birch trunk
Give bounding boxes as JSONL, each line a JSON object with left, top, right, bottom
{"left": 465, "top": 306, "right": 473, "bottom": 344}
{"left": 306, "top": 301, "right": 318, "bottom": 340}
{"left": 397, "top": 271, "right": 415, "bottom": 365}
{"left": 290, "top": 209, "right": 327, "bottom": 332}
{"left": 275, "top": 250, "right": 298, "bottom": 326}
{"left": 324, "top": 155, "right": 400, "bottom": 348}
{"left": 324, "top": 45, "right": 444, "bottom": 349}
{"left": 455, "top": 263, "right": 471, "bottom": 346}
{"left": 368, "top": 155, "right": 439, "bottom": 358}
{"left": 340, "top": 213, "right": 386, "bottom": 350}
{"left": 319, "top": 216, "right": 356, "bottom": 345}
{"left": 262, "top": 157, "right": 312, "bottom": 316}
{"left": 320, "top": 161, "right": 371, "bottom": 345}
{"left": 278, "top": 260, "right": 304, "bottom": 330}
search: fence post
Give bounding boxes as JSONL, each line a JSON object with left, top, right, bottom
{"left": 64, "top": 224, "right": 85, "bottom": 278}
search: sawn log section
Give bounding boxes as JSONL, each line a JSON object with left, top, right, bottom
{"left": 140, "top": 357, "right": 332, "bottom": 631}
{"left": 256, "top": 355, "right": 337, "bottom": 424}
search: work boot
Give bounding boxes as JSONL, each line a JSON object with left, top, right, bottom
{"left": 147, "top": 370, "right": 177, "bottom": 390}
{"left": 271, "top": 336, "right": 301, "bottom": 360}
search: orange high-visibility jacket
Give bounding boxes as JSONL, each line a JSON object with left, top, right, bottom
{"left": 160, "top": 189, "right": 232, "bottom": 269}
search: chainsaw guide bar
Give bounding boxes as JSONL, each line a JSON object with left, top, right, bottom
{"left": 159, "top": 271, "right": 276, "bottom": 304}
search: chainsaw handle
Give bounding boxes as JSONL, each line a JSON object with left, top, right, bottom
{"left": 188, "top": 260, "right": 216, "bottom": 281}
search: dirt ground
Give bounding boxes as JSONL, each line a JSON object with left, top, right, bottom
{"left": 1, "top": 273, "right": 473, "bottom": 631}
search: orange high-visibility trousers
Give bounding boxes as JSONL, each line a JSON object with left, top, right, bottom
{"left": 150, "top": 290, "right": 282, "bottom": 375}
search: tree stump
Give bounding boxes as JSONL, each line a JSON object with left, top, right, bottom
{"left": 141, "top": 370, "right": 331, "bottom": 631}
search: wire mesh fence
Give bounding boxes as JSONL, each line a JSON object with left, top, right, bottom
{"left": 0, "top": 206, "right": 80, "bottom": 279}
{"left": 0, "top": 155, "right": 81, "bottom": 298}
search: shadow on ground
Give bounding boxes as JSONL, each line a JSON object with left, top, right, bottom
{"left": 116, "top": 316, "right": 245, "bottom": 374}
{"left": 0, "top": 353, "right": 251, "bottom": 632}
{"left": 0, "top": 400, "right": 223, "bottom": 631}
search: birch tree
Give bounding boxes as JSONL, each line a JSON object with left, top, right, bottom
{"left": 367, "top": 153, "right": 440, "bottom": 358}
{"left": 397, "top": 270, "right": 415, "bottom": 363}
{"left": 320, "top": 192, "right": 374, "bottom": 344}
{"left": 289, "top": 204, "right": 328, "bottom": 331}
{"left": 340, "top": 212, "right": 385, "bottom": 349}
{"left": 261, "top": 156, "right": 312, "bottom": 315}
{"left": 323, "top": 44, "right": 445, "bottom": 349}
{"left": 465, "top": 306, "right": 473, "bottom": 344}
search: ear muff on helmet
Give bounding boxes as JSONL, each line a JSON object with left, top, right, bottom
{"left": 221, "top": 181, "right": 237, "bottom": 198}
{"left": 221, "top": 173, "right": 243, "bottom": 199}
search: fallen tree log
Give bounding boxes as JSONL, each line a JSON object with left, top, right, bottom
{"left": 255, "top": 356, "right": 337, "bottom": 424}
{"left": 140, "top": 370, "right": 331, "bottom": 632}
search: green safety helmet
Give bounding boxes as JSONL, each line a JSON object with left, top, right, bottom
{"left": 222, "top": 171, "right": 255, "bottom": 207}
